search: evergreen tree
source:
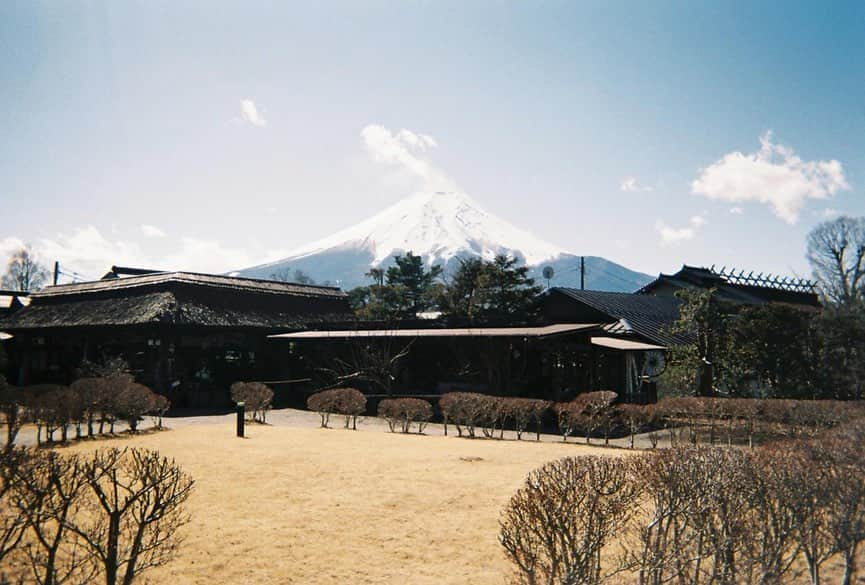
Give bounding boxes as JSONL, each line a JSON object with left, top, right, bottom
{"left": 347, "top": 283, "right": 412, "bottom": 321}
{"left": 349, "top": 252, "right": 442, "bottom": 320}
{"left": 813, "top": 304, "right": 865, "bottom": 400}
{"left": 437, "top": 257, "right": 486, "bottom": 322}
{"left": 724, "top": 304, "right": 818, "bottom": 399}
{"left": 384, "top": 252, "right": 442, "bottom": 318}
{"left": 477, "top": 255, "right": 543, "bottom": 321}
{"left": 661, "top": 288, "right": 730, "bottom": 397}
{"left": 439, "top": 254, "right": 542, "bottom": 323}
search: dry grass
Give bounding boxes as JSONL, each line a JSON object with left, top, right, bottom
{"left": 61, "top": 421, "right": 619, "bottom": 584}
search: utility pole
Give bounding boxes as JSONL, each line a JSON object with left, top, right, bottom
{"left": 580, "top": 256, "right": 585, "bottom": 290}
{"left": 53, "top": 261, "right": 59, "bottom": 286}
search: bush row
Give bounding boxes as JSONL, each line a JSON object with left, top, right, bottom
{"left": 501, "top": 418, "right": 865, "bottom": 584}
{"left": 0, "top": 374, "right": 170, "bottom": 447}
{"left": 640, "top": 396, "right": 865, "bottom": 448}
{"left": 301, "top": 388, "right": 863, "bottom": 447}
{"left": 439, "top": 393, "right": 865, "bottom": 447}
{"left": 439, "top": 392, "right": 552, "bottom": 440}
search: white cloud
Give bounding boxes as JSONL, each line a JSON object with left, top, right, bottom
{"left": 395, "top": 129, "right": 437, "bottom": 150}
{"left": 0, "top": 226, "right": 272, "bottom": 282}
{"left": 0, "top": 236, "right": 25, "bottom": 261}
{"left": 161, "top": 237, "right": 259, "bottom": 274}
{"left": 822, "top": 208, "right": 840, "bottom": 218}
{"left": 240, "top": 99, "right": 267, "bottom": 128}
{"left": 141, "top": 224, "right": 166, "bottom": 238}
{"left": 620, "top": 176, "right": 653, "bottom": 192}
{"left": 729, "top": 207, "right": 744, "bottom": 215}
{"left": 691, "top": 131, "right": 849, "bottom": 224}
{"left": 656, "top": 215, "right": 707, "bottom": 246}
{"left": 38, "top": 226, "right": 149, "bottom": 278}
{"left": 360, "top": 124, "right": 454, "bottom": 192}
{"left": 0, "top": 237, "right": 27, "bottom": 276}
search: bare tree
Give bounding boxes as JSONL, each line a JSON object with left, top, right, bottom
{"left": 364, "top": 267, "right": 385, "bottom": 286}
{"left": 70, "top": 448, "right": 194, "bottom": 585}
{"left": 740, "top": 446, "right": 804, "bottom": 584}
{"left": 807, "top": 216, "right": 865, "bottom": 306}
{"left": 2, "top": 245, "right": 50, "bottom": 291}
{"left": 269, "top": 268, "right": 315, "bottom": 285}
{"left": 13, "top": 451, "right": 94, "bottom": 585}
{"left": 0, "top": 377, "right": 25, "bottom": 450}
{"left": 822, "top": 429, "right": 865, "bottom": 585}
{"left": 0, "top": 448, "right": 29, "bottom": 578}
{"left": 316, "top": 338, "right": 414, "bottom": 396}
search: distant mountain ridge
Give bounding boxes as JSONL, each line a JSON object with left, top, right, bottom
{"left": 235, "top": 191, "right": 653, "bottom": 292}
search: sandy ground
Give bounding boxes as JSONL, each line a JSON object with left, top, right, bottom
{"left": 15, "top": 410, "right": 860, "bottom": 583}
{"left": 51, "top": 412, "right": 622, "bottom": 584}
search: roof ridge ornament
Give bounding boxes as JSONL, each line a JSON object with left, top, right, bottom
{"left": 704, "top": 265, "right": 816, "bottom": 293}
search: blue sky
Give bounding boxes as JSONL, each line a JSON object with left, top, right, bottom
{"left": 1, "top": 1, "right": 863, "bottom": 283}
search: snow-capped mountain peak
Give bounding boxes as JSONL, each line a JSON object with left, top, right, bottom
{"left": 278, "top": 190, "right": 566, "bottom": 267}
{"left": 237, "top": 191, "right": 652, "bottom": 292}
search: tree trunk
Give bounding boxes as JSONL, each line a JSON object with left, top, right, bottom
{"left": 106, "top": 513, "right": 121, "bottom": 585}
{"left": 842, "top": 547, "right": 857, "bottom": 585}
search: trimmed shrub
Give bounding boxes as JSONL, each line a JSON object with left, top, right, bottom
{"left": 500, "top": 456, "right": 641, "bottom": 585}
{"left": 499, "top": 398, "right": 551, "bottom": 441}
{"left": 439, "top": 392, "right": 492, "bottom": 438}
{"left": 230, "top": 382, "right": 274, "bottom": 423}
{"left": 555, "top": 400, "right": 583, "bottom": 442}
{"left": 306, "top": 388, "right": 367, "bottom": 429}
{"left": 70, "top": 377, "right": 108, "bottom": 437}
{"left": 501, "top": 437, "right": 865, "bottom": 585}
{"left": 0, "top": 378, "right": 25, "bottom": 449}
{"left": 618, "top": 403, "right": 649, "bottom": 449}
{"left": 378, "top": 398, "right": 433, "bottom": 433}
{"left": 555, "top": 391, "right": 618, "bottom": 444}
{"left": 149, "top": 393, "right": 171, "bottom": 429}
{"left": 23, "top": 385, "right": 68, "bottom": 444}
{"left": 114, "top": 383, "right": 157, "bottom": 433}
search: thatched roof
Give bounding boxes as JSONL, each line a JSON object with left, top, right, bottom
{"left": 0, "top": 271, "right": 351, "bottom": 332}
{"left": 35, "top": 271, "right": 345, "bottom": 299}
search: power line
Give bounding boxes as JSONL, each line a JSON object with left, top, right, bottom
{"left": 584, "top": 262, "right": 645, "bottom": 290}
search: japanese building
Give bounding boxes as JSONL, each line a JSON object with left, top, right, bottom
{"left": 0, "top": 268, "right": 352, "bottom": 407}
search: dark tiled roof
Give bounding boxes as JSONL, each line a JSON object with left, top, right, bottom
{"left": 552, "top": 288, "right": 689, "bottom": 347}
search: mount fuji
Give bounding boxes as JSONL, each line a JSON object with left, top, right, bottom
{"left": 236, "top": 191, "right": 652, "bottom": 291}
